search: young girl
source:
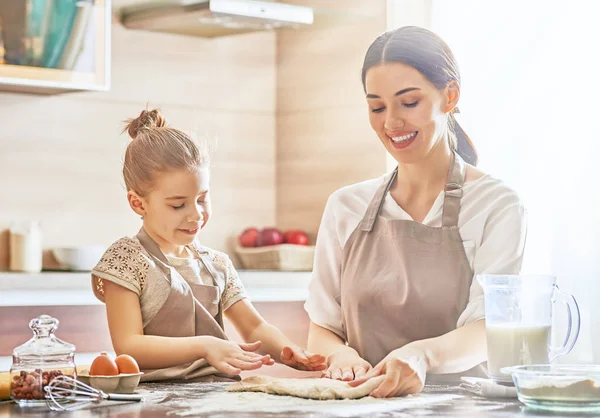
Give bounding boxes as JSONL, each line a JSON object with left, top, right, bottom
{"left": 91, "top": 108, "right": 326, "bottom": 382}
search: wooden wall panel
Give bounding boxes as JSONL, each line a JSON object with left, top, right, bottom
{"left": 276, "top": 0, "right": 388, "bottom": 236}
{"left": 0, "top": 22, "right": 276, "bottom": 269}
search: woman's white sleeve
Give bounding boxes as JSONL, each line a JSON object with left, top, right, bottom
{"left": 457, "top": 202, "right": 528, "bottom": 327}
{"left": 304, "top": 195, "right": 346, "bottom": 339}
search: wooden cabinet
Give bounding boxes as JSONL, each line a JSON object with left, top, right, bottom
{"left": 0, "top": 0, "right": 110, "bottom": 94}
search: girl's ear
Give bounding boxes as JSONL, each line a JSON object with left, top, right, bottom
{"left": 127, "top": 191, "right": 147, "bottom": 218}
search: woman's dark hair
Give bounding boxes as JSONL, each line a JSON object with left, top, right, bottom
{"left": 361, "top": 26, "right": 477, "bottom": 165}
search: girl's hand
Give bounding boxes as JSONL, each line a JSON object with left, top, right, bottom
{"left": 280, "top": 346, "right": 327, "bottom": 371}
{"left": 202, "top": 339, "right": 273, "bottom": 375}
{"left": 348, "top": 345, "right": 427, "bottom": 397}
{"left": 322, "top": 346, "right": 372, "bottom": 381}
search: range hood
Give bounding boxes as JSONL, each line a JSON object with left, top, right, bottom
{"left": 119, "top": 0, "right": 314, "bottom": 38}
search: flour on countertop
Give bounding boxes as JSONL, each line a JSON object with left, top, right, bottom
{"left": 166, "top": 387, "right": 461, "bottom": 417}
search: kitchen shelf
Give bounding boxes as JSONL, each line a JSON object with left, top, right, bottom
{"left": 0, "top": 0, "right": 111, "bottom": 94}
{"left": 0, "top": 62, "right": 109, "bottom": 94}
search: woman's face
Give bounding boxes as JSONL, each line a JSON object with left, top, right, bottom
{"left": 364, "top": 62, "right": 458, "bottom": 164}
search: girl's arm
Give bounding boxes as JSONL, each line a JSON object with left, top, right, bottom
{"left": 225, "top": 299, "right": 326, "bottom": 371}
{"left": 102, "top": 279, "right": 271, "bottom": 375}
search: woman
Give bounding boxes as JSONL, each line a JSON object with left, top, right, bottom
{"left": 304, "top": 26, "right": 527, "bottom": 398}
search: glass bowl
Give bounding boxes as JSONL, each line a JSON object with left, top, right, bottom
{"left": 502, "top": 364, "right": 600, "bottom": 412}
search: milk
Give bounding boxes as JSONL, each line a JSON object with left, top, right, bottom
{"left": 9, "top": 221, "right": 42, "bottom": 273}
{"left": 486, "top": 324, "right": 551, "bottom": 382}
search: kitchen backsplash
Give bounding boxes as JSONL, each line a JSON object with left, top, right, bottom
{"left": 0, "top": 20, "right": 277, "bottom": 270}
{"left": 0, "top": 1, "right": 387, "bottom": 270}
{"left": 276, "top": 0, "right": 387, "bottom": 234}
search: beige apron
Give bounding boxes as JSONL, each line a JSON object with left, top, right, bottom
{"left": 136, "top": 228, "right": 240, "bottom": 383}
{"left": 340, "top": 153, "right": 486, "bottom": 380}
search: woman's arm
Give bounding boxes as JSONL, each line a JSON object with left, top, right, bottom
{"left": 308, "top": 322, "right": 372, "bottom": 380}
{"left": 350, "top": 320, "right": 486, "bottom": 397}
{"left": 102, "top": 279, "right": 270, "bottom": 374}
{"left": 307, "top": 321, "right": 346, "bottom": 356}
{"left": 225, "top": 299, "right": 326, "bottom": 371}
{"left": 411, "top": 319, "right": 486, "bottom": 374}
{"left": 303, "top": 192, "right": 375, "bottom": 380}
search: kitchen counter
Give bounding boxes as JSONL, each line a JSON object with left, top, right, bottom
{"left": 0, "top": 270, "right": 311, "bottom": 306}
{"left": 0, "top": 380, "right": 575, "bottom": 418}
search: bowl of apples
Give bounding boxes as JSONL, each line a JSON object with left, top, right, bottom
{"left": 235, "top": 227, "right": 315, "bottom": 271}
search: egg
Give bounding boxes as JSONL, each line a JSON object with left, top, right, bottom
{"left": 89, "top": 352, "right": 119, "bottom": 376}
{"left": 115, "top": 354, "right": 140, "bottom": 374}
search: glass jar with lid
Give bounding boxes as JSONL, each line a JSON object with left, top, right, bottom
{"left": 10, "top": 314, "right": 76, "bottom": 406}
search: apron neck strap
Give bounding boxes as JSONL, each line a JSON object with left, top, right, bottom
{"left": 136, "top": 229, "right": 219, "bottom": 287}
{"left": 136, "top": 228, "right": 171, "bottom": 267}
{"left": 359, "top": 152, "right": 466, "bottom": 231}
{"left": 359, "top": 168, "right": 398, "bottom": 232}
{"left": 442, "top": 152, "right": 466, "bottom": 227}
{"left": 188, "top": 243, "right": 224, "bottom": 321}
{"left": 189, "top": 244, "right": 221, "bottom": 289}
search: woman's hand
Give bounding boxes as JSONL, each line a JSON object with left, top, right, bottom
{"left": 322, "top": 346, "right": 373, "bottom": 381}
{"left": 202, "top": 338, "right": 274, "bottom": 375}
{"left": 348, "top": 345, "right": 427, "bottom": 397}
{"left": 280, "top": 346, "right": 327, "bottom": 371}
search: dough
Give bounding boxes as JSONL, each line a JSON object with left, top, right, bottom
{"left": 226, "top": 375, "right": 386, "bottom": 400}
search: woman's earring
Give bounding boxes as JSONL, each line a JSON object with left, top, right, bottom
{"left": 140, "top": 216, "right": 144, "bottom": 220}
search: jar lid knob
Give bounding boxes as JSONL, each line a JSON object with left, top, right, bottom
{"left": 29, "top": 315, "right": 59, "bottom": 337}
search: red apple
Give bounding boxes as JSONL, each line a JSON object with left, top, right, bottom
{"left": 257, "top": 228, "right": 284, "bottom": 247}
{"left": 284, "top": 230, "right": 310, "bottom": 246}
{"left": 238, "top": 227, "right": 259, "bottom": 247}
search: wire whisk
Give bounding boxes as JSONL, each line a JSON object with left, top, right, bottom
{"left": 44, "top": 375, "right": 144, "bottom": 411}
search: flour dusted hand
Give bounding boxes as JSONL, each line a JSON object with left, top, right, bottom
{"left": 280, "top": 346, "right": 327, "bottom": 372}
{"left": 322, "top": 346, "right": 372, "bottom": 381}
{"left": 349, "top": 345, "right": 427, "bottom": 397}
{"left": 202, "top": 339, "right": 273, "bottom": 375}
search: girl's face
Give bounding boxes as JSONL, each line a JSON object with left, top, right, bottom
{"left": 364, "top": 62, "right": 459, "bottom": 164}
{"left": 129, "top": 167, "right": 211, "bottom": 253}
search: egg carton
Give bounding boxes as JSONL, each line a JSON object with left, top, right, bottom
{"left": 77, "top": 369, "right": 143, "bottom": 394}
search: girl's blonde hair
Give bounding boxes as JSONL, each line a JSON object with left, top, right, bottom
{"left": 122, "top": 108, "right": 211, "bottom": 196}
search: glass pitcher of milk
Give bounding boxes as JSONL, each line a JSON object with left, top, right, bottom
{"left": 477, "top": 275, "right": 580, "bottom": 384}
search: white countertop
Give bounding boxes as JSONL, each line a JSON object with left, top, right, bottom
{"left": 0, "top": 270, "right": 312, "bottom": 306}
